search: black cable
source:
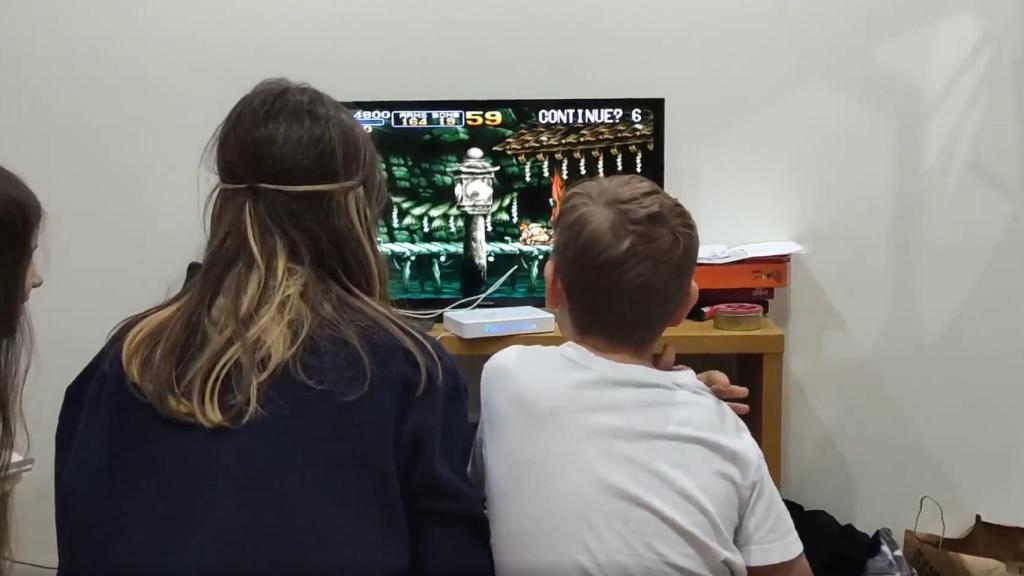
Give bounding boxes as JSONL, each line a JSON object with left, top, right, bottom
{"left": 4, "top": 556, "right": 58, "bottom": 571}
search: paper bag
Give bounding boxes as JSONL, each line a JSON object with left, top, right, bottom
{"left": 905, "top": 514, "right": 1024, "bottom": 576}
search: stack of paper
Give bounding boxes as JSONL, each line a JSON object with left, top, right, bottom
{"left": 698, "top": 241, "right": 805, "bottom": 264}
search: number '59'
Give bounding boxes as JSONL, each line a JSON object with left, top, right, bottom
{"left": 466, "top": 111, "right": 502, "bottom": 126}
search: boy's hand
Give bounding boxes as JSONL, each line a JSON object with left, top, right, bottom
{"left": 654, "top": 344, "right": 751, "bottom": 416}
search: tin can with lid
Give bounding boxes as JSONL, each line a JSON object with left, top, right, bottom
{"left": 712, "top": 303, "right": 764, "bottom": 331}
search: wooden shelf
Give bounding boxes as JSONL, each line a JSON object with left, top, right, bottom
{"left": 430, "top": 318, "right": 784, "bottom": 356}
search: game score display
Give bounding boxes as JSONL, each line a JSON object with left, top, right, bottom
{"left": 355, "top": 110, "right": 502, "bottom": 131}
{"left": 354, "top": 107, "right": 647, "bottom": 132}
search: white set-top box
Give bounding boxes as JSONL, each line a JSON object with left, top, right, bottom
{"left": 442, "top": 306, "right": 555, "bottom": 339}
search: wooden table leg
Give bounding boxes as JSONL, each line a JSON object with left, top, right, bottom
{"left": 760, "top": 353, "right": 783, "bottom": 484}
{"left": 738, "top": 353, "right": 783, "bottom": 485}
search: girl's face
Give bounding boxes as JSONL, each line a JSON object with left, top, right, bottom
{"left": 24, "top": 239, "right": 43, "bottom": 301}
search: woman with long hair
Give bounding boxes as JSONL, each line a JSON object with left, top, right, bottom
{"left": 55, "top": 80, "right": 493, "bottom": 575}
{"left": 0, "top": 166, "right": 44, "bottom": 573}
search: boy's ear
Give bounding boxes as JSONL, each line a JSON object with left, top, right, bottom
{"left": 544, "top": 260, "right": 564, "bottom": 310}
{"left": 668, "top": 279, "right": 700, "bottom": 327}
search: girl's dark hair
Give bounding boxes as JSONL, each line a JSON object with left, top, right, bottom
{"left": 0, "top": 165, "right": 42, "bottom": 567}
{"left": 117, "top": 79, "right": 438, "bottom": 428}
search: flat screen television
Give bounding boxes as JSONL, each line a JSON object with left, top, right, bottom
{"left": 347, "top": 98, "right": 665, "bottom": 309}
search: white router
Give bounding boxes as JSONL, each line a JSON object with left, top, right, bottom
{"left": 443, "top": 306, "right": 555, "bottom": 339}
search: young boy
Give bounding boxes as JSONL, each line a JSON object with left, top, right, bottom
{"left": 471, "top": 176, "right": 809, "bottom": 576}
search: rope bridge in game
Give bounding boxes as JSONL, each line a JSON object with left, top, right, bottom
{"left": 378, "top": 241, "right": 552, "bottom": 293}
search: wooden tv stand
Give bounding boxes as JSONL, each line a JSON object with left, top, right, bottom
{"left": 430, "top": 319, "right": 786, "bottom": 483}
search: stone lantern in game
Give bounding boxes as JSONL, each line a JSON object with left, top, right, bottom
{"left": 451, "top": 147, "right": 500, "bottom": 295}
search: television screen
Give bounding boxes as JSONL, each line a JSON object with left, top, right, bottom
{"left": 348, "top": 98, "right": 665, "bottom": 308}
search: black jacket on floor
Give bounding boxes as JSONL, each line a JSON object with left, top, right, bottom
{"left": 785, "top": 500, "right": 878, "bottom": 576}
{"left": 55, "top": 333, "right": 494, "bottom": 576}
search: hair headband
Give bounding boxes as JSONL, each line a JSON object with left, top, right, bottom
{"left": 219, "top": 182, "right": 354, "bottom": 193}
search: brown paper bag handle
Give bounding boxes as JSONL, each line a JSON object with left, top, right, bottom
{"left": 915, "top": 495, "right": 947, "bottom": 549}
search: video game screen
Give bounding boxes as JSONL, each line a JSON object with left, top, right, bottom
{"left": 347, "top": 98, "right": 665, "bottom": 307}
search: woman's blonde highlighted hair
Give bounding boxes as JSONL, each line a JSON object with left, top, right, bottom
{"left": 118, "top": 79, "right": 438, "bottom": 428}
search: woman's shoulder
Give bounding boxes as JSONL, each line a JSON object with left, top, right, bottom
{"left": 59, "top": 338, "right": 129, "bottom": 413}
{"left": 56, "top": 338, "right": 129, "bottom": 453}
{"left": 70, "top": 338, "right": 125, "bottom": 386}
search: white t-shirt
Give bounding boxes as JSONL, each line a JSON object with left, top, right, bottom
{"left": 471, "top": 342, "right": 802, "bottom": 576}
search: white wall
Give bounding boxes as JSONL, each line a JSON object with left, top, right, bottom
{"left": 1, "top": 0, "right": 1021, "bottom": 568}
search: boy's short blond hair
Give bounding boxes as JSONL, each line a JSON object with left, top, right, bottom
{"left": 552, "top": 175, "right": 699, "bottom": 353}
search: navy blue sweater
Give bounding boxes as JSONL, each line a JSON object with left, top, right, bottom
{"left": 55, "top": 334, "right": 494, "bottom": 576}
